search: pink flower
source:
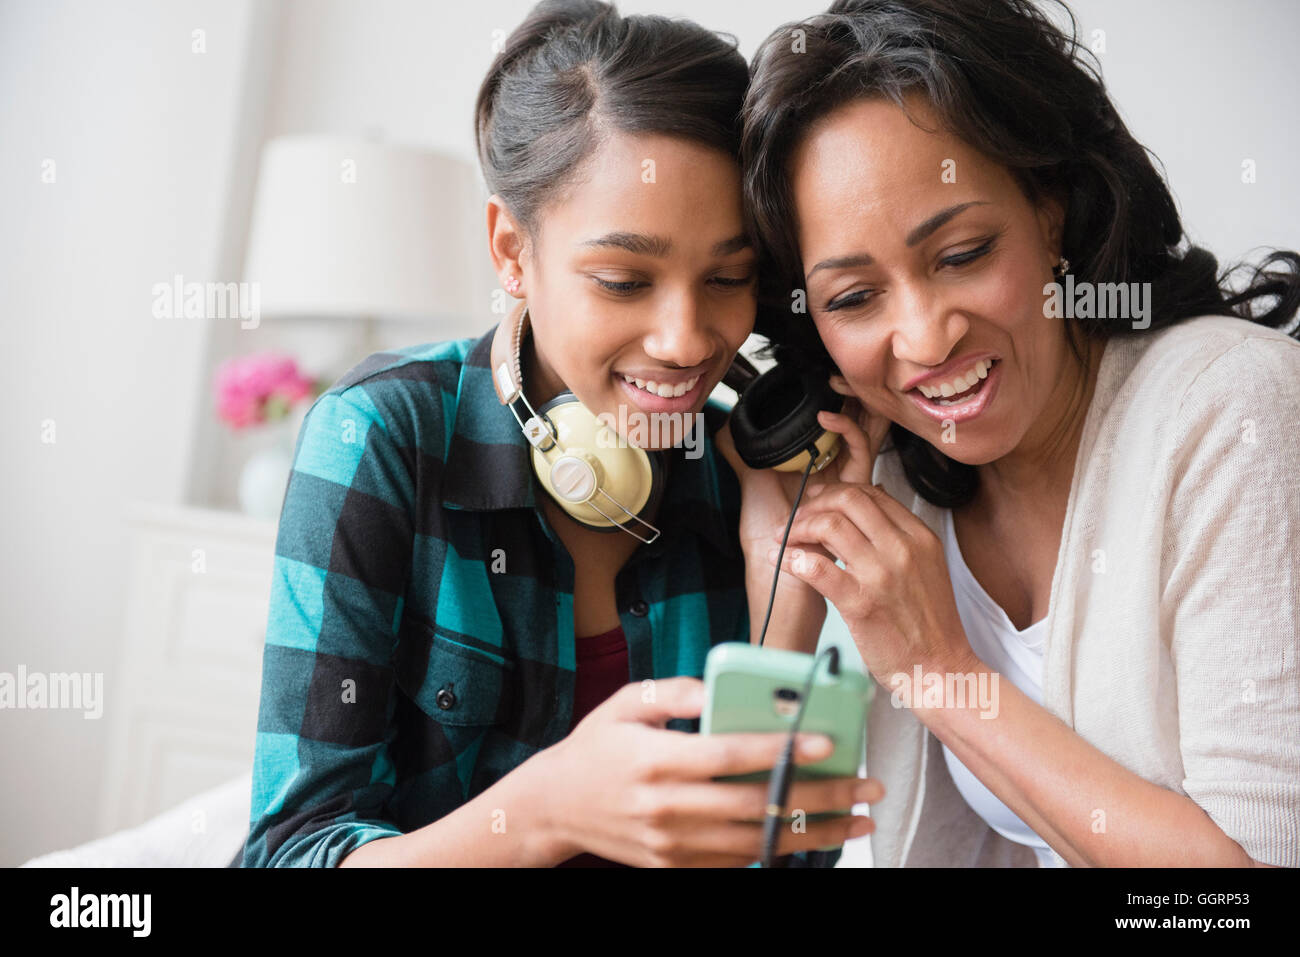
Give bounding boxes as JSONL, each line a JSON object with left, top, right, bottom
{"left": 215, "top": 352, "right": 318, "bottom": 430}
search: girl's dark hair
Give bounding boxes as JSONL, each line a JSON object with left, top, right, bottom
{"left": 742, "top": 0, "right": 1300, "bottom": 508}
{"left": 474, "top": 0, "right": 750, "bottom": 237}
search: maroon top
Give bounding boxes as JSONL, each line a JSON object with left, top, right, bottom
{"left": 555, "top": 624, "right": 633, "bottom": 868}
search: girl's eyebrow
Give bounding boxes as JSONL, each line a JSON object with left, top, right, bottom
{"left": 578, "top": 232, "right": 752, "bottom": 257}
{"left": 712, "top": 233, "right": 752, "bottom": 256}
{"left": 806, "top": 201, "right": 991, "bottom": 278}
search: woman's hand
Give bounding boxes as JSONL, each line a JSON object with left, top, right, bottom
{"left": 533, "top": 677, "right": 883, "bottom": 866}
{"left": 715, "top": 374, "right": 891, "bottom": 553}
{"left": 714, "top": 373, "right": 892, "bottom": 648}
{"left": 762, "top": 474, "right": 978, "bottom": 687}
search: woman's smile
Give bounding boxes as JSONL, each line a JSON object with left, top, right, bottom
{"left": 904, "top": 357, "right": 1002, "bottom": 424}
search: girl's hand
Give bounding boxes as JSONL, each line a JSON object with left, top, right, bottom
{"left": 763, "top": 478, "right": 978, "bottom": 687}
{"left": 536, "top": 677, "right": 884, "bottom": 866}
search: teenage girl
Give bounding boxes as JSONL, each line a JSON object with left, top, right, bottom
{"left": 239, "top": 0, "right": 883, "bottom": 868}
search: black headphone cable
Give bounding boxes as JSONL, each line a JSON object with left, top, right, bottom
{"left": 750, "top": 444, "right": 845, "bottom": 868}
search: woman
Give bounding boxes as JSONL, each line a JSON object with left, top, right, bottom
{"left": 237, "top": 0, "right": 882, "bottom": 868}
{"left": 734, "top": 0, "right": 1300, "bottom": 867}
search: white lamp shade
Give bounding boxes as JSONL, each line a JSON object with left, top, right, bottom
{"left": 242, "top": 135, "right": 489, "bottom": 320}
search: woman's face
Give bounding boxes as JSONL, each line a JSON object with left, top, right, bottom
{"left": 492, "top": 132, "right": 756, "bottom": 451}
{"left": 789, "top": 93, "right": 1079, "bottom": 466}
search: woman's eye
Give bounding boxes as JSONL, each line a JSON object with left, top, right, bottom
{"left": 825, "top": 288, "right": 876, "bottom": 312}
{"left": 593, "top": 277, "right": 649, "bottom": 296}
{"left": 823, "top": 238, "right": 997, "bottom": 313}
{"left": 940, "top": 238, "right": 995, "bottom": 268}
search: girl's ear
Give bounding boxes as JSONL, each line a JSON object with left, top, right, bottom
{"left": 486, "top": 194, "right": 529, "bottom": 292}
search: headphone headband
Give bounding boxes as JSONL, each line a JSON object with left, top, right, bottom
{"left": 490, "top": 301, "right": 560, "bottom": 451}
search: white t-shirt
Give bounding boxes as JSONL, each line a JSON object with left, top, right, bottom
{"left": 938, "top": 506, "right": 1068, "bottom": 868}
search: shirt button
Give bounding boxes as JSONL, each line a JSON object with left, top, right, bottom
{"left": 435, "top": 685, "right": 457, "bottom": 710}
{"left": 629, "top": 599, "right": 649, "bottom": 617}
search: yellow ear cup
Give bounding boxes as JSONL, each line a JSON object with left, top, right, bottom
{"left": 770, "top": 429, "right": 843, "bottom": 473}
{"left": 531, "top": 397, "right": 656, "bottom": 529}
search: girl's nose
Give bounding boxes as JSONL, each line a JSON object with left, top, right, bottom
{"left": 644, "top": 293, "right": 715, "bottom": 368}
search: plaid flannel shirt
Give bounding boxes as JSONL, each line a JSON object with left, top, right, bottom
{"left": 236, "top": 322, "right": 840, "bottom": 868}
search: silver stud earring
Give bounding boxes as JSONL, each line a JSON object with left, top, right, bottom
{"left": 1052, "top": 256, "right": 1071, "bottom": 279}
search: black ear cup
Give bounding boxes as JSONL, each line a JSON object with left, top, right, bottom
{"left": 729, "top": 364, "right": 841, "bottom": 470}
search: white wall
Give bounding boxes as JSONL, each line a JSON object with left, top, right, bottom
{"left": 0, "top": 0, "right": 267, "bottom": 866}
{"left": 1044, "top": 0, "right": 1300, "bottom": 264}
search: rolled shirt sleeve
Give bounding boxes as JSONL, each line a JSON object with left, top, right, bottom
{"left": 242, "top": 385, "right": 417, "bottom": 867}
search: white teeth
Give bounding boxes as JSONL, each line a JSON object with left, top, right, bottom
{"left": 621, "top": 373, "right": 699, "bottom": 398}
{"left": 917, "top": 359, "right": 994, "bottom": 399}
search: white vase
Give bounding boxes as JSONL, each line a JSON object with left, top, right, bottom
{"left": 237, "top": 418, "right": 297, "bottom": 521}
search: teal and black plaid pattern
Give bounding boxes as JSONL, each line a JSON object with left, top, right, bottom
{"left": 236, "top": 323, "right": 804, "bottom": 867}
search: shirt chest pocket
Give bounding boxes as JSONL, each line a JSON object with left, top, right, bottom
{"left": 421, "top": 633, "right": 516, "bottom": 727}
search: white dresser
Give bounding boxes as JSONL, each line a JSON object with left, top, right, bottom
{"left": 97, "top": 502, "right": 277, "bottom": 837}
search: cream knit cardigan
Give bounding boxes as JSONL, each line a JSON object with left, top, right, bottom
{"left": 864, "top": 314, "right": 1300, "bottom": 867}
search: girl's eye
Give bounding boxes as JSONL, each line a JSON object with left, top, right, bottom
{"left": 708, "top": 273, "right": 755, "bottom": 289}
{"left": 940, "top": 238, "right": 995, "bottom": 268}
{"left": 594, "top": 273, "right": 755, "bottom": 295}
{"left": 593, "top": 277, "right": 649, "bottom": 296}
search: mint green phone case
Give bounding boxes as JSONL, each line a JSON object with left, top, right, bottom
{"left": 700, "top": 642, "right": 874, "bottom": 782}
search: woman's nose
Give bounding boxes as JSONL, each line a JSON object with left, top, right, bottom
{"left": 888, "top": 284, "right": 968, "bottom": 368}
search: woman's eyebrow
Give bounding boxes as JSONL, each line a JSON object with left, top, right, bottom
{"left": 904, "top": 201, "right": 989, "bottom": 246}
{"left": 578, "top": 232, "right": 752, "bottom": 257}
{"left": 806, "top": 201, "right": 991, "bottom": 277}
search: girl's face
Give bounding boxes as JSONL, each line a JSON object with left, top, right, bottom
{"left": 490, "top": 132, "right": 756, "bottom": 451}
{"left": 789, "top": 93, "right": 1085, "bottom": 466}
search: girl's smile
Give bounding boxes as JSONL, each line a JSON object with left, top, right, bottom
{"left": 614, "top": 367, "right": 709, "bottom": 414}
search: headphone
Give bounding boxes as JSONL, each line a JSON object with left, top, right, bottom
{"left": 723, "top": 352, "right": 844, "bottom": 474}
{"left": 489, "top": 300, "right": 844, "bottom": 544}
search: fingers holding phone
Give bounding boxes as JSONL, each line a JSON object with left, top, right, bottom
{"left": 538, "top": 677, "right": 879, "bottom": 867}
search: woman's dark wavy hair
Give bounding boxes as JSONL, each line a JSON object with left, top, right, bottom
{"left": 474, "top": 0, "right": 749, "bottom": 239}
{"left": 742, "top": 0, "right": 1300, "bottom": 508}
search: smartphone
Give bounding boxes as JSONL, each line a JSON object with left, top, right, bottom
{"left": 700, "top": 641, "right": 874, "bottom": 782}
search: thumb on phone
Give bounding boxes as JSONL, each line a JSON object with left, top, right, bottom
{"left": 604, "top": 675, "right": 705, "bottom": 727}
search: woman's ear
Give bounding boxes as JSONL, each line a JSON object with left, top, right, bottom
{"left": 1035, "top": 190, "right": 1068, "bottom": 265}
{"left": 486, "top": 195, "right": 528, "bottom": 293}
